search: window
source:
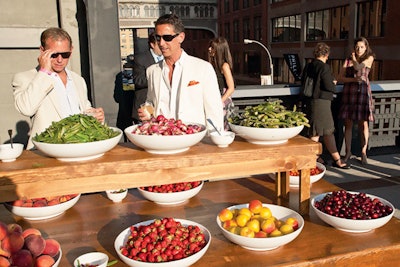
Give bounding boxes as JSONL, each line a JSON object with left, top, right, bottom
{"left": 233, "top": 0, "right": 239, "bottom": 11}
{"left": 272, "top": 15, "right": 301, "bottom": 42}
{"left": 243, "top": 0, "right": 249, "bottom": 8}
{"left": 306, "top": 6, "right": 350, "bottom": 41}
{"left": 254, "top": 16, "right": 262, "bottom": 40}
{"left": 357, "top": 0, "right": 386, "bottom": 37}
{"left": 233, "top": 20, "right": 239, "bottom": 43}
{"left": 224, "top": 22, "right": 230, "bottom": 41}
{"left": 224, "top": 0, "right": 229, "bottom": 13}
{"left": 243, "top": 18, "right": 250, "bottom": 39}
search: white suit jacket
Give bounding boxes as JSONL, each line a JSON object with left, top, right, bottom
{"left": 12, "top": 68, "right": 92, "bottom": 149}
{"left": 146, "top": 52, "right": 224, "bottom": 131}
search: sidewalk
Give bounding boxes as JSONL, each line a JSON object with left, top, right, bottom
{"left": 321, "top": 150, "right": 400, "bottom": 213}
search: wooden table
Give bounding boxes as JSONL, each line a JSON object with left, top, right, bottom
{"left": 0, "top": 136, "right": 321, "bottom": 214}
{"left": 0, "top": 177, "right": 398, "bottom": 266}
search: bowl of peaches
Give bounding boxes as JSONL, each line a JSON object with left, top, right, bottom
{"left": 138, "top": 181, "right": 204, "bottom": 205}
{"left": 216, "top": 200, "right": 304, "bottom": 251}
{"left": 124, "top": 115, "right": 206, "bottom": 154}
{"left": 289, "top": 162, "right": 326, "bottom": 187}
{"left": 5, "top": 194, "right": 80, "bottom": 220}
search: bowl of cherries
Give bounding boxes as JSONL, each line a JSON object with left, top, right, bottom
{"left": 311, "top": 190, "right": 394, "bottom": 233}
{"left": 138, "top": 181, "right": 204, "bottom": 205}
{"left": 114, "top": 217, "right": 211, "bottom": 267}
{"left": 124, "top": 115, "right": 206, "bottom": 154}
{"left": 289, "top": 162, "right": 326, "bottom": 187}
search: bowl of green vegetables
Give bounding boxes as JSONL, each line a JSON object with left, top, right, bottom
{"left": 228, "top": 100, "right": 309, "bottom": 145}
{"left": 32, "top": 114, "right": 122, "bottom": 161}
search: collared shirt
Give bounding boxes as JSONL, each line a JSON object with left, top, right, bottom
{"left": 158, "top": 50, "right": 186, "bottom": 119}
{"left": 51, "top": 69, "right": 80, "bottom": 118}
{"left": 150, "top": 48, "right": 163, "bottom": 63}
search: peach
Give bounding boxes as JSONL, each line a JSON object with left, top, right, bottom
{"left": 0, "top": 246, "right": 11, "bottom": 258}
{"left": 22, "top": 228, "right": 42, "bottom": 239}
{"left": 269, "top": 229, "right": 283, "bottom": 237}
{"left": 10, "top": 249, "right": 33, "bottom": 267}
{"left": 239, "top": 226, "right": 255, "bottom": 238}
{"left": 11, "top": 199, "right": 24, "bottom": 207}
{"left": 280, "top": 224, "right": 294, "bottom": 235}
{"left": 25, "top": 234, "right": 46, "bottom": 257}
{"left": 0, "top": 222, "right": 7, "bottom": 241}
{"left": 285, "top": 217, "right": 299, "bottom": 230}
{"left": 254, "top": 230, "right": 268, "bottom": 238}
{"left": 47, "top": 199, "right": 60, "bottom": 206}
{"left": 0, "top": 256, "right": 10, "bottom": 267}
{"left": 222, "top": 219, "right": 237, "bottom": 230}
{"left": 2, "top": 232, "right": 24, "bottom": 253}
{"left": 22, "top": 202, "right": 33, "bottom": 207}
{"left": 260, "top": 218, "right": 276, "bottom": 234}
{"left": 35, "top": 254, "right": 55, "bottom": 267}
{"left": 42, "top": 239, "right": 60, "bottom": 257}
{"left": 246, "top": 219, "right": 260, "bottom": 233}
{"left": 248, "top": 199, "right": 263, "bottom": 214}
{"left": 218, "top": 208, "right": 233, "bottom": 222}
{"left": 259, "top": 207, "right": 272, "bottom": 219}
{"left": 7, "top": 223, "right": 22, "bottom": 234}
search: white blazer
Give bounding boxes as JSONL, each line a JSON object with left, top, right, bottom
{"left": 12, "top": 68, "right": 92, "bottom": 149}
{"left": 146, "top": 52, "right": 224, "bottom": 132}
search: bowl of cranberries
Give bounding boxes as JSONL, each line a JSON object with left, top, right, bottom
{"left": 114, "top": 218, "right": 211, "bottom": 267}
{"left": 138, "top": 181, "right": 204, "bottom": 205}
{"left": 124, "top": 115, "right": 206, "bottom": 154}
{"left": 289, "top": 162, "right": 326, "bottom": 187}
{"left": 311, "top": 190, "right": 395, "bottom": 233}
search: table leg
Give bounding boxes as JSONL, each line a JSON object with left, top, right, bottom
{"left": 299, "top": 169, "right": 311, "bottom": 215}
{"left": 276, "top": 171, "right": 289, "bottom": 199}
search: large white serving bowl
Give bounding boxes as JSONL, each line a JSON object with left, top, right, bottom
{"left": 137, "top": 181, "right": 204, "bottom": 205}
{"left": 217, "top": 203, "right": 304, "bottom": 251}
{"left": 73, "top": 252, "right": 108, "bottom": 267}
{"left": 311, "top": 192, "right": 395, "bottom": 233}
{"left": 32, "top": 127, "right": 122, "bottom": 161}
{"left": 0, "top": 143, "right": 24, "bottom": 162}
{"left": 289, "top": 162, "right": 326, "bottom": 187}
{"left": 5, "top": 194, "right": 81, "bottom": 220}
{"left": 229, "top": 123, "right": 304, "bottom": 145}
{"left": 124, "top": 124, "right": 206, "bottom": 154}
{"left": 114, "top": 218, "right": 211, "bottom": 267}
{"left": 53, "top": 249, "right": 62, "bottom": 267}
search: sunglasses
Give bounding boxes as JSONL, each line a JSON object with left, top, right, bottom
{"left": 155, "top": 33, "right": 179, "bottom": 42}
{"left": 51, "top": 52, "right": 71, "bottom": 59}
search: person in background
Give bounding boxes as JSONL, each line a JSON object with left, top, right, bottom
{"left": 131, "top": 32, "right": 163, "bottom": 124}
{"left": 304, "top": 42, "right": 350, "bottom": 169}
{"left": 337, "top": 37, "right": 375, "bottom": 165}
{"left": 12, "top": 27, "right": 104, "bottom": 150}
{"left": 138, "top": 14, "right": 224, "bottom": 131}
{"left": 208, "top": 37, "right": 235, "bottom": 130}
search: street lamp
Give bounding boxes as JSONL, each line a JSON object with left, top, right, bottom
{"left": 244, "top": 39, "right": 274, "bottom": 85}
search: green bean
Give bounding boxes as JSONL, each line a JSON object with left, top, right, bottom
{"left": 33, "top": 114, "right": 119, "bottom": 143}
{"left": 229, "top": 100, "right": 310, "bottom": 128}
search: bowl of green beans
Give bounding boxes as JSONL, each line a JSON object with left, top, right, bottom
{"left": 228, "top": 100, "right": 309, "bottom": 145}
{"left": 32, "top": 114, "right": 122, "bottom": 161}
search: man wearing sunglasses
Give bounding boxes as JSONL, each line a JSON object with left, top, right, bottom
{"left": 138, "top": 14, "right": 224, "bottom": 132}
{"left": 12, "top": 27, "right": 104, "bottom": 149}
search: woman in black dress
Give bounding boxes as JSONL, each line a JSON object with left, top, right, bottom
{"left": 304, "top": 43, "right": 350, "bottom": 169}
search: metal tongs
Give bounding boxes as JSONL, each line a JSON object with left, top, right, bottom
{"left": 206, "top": 119, "right": 222, "bottom": 135}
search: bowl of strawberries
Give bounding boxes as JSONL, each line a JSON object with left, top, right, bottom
{"left": 124, "top": 115, "right": 206, "bottom": 154}
{"left": 138, "top": 181, "right": 204, "bottom": 205}
{"left": 114, "top": 218, "right": 211, "bottom": 267}
{"left": 289, "top": 162, "right": 325, "bottom": 187}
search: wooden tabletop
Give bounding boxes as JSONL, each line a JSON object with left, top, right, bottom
{"left": 0, "top": 176, "right": 398, "bottom": 267}
{"left": 0, "top": 136, "right": 321, "bottom": 214}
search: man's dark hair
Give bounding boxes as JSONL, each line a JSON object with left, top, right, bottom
{"left": 154, "top": 14, "right": 185, "bottom": 33}
{"left": 40, "top": 27, "right": 72, "bottom": 49}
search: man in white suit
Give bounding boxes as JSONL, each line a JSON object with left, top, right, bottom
{"left": 12, "top": 27, "right": 104, "bottom": 149}
{"left": 138, "top": 14, "right": 224, "bottom": 132}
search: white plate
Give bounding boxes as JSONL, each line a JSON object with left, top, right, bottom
{"left": 289, "top": 162, "right": 326, "bottom": 187}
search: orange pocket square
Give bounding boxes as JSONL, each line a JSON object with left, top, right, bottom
{"left": 188, "top": 80, "right": 199, "bottom": 86}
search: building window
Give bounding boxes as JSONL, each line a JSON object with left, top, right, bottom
{"left": 272, "top": 15, "right": 301, "bottom": 42}
{"left": 233, "top": 20, "right": 239, "bottom": 43}
{"left": 254, "top": 0, "right": 261, "bottom": 5}
{"left": 306, "top": 5, "right": 349, "bottom": 41}
{"left": 243, "top": 18, "right": 250, "bottom": 39}
{"left": 357, "top": 0, "right": 386, "bottom": 37}
{"left": 225, "top": 22, "right": 230, "bottom": 41}
{"left": 243, "top": 0, "right": 249, "bottom": 9}
{"left": 224, "top": 0, "right": 229, "bottom": 13}
{"left": 233, "top": 0, "right": 239, "bottom": 11}
{"left": 254, "top": 16, "right": 262, "bottom": 40}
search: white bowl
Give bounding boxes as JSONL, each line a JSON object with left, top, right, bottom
{"left": 229, "top": 123, "right": 304, "bottom": 145}
{"left": 311, "top": 191, "right": 395, "bottom": 233}
{"left": 73, "top": 252, "right": 108, "bottom": 267}
{"left": 138, "top": 181, "right": 204, "bottom": 205}
{"left": 32, "top": 127, "right": 122, "bottom": 161}
{"left": 124, "top": 124, "right": 206, "bottom": 154}
{"left": 210, "top": 131, "right": 235, "bottom": 147}
{"left": 216, "top": 203, "right": 304, "bottom": 251}
{"left": 5, "top": 194, "right": 81, "bottom": 220}
{"left": 289, "top": 162, "right": 326, "bottom": 187}
{"left": 53, "top": 249, "right": 62, "bottom": 267}
{"left": 106, "top": 189, "right": 128, "bottom": 203}
{"left": 0, "top": 143, "right": 24, "bottom": 162}
{"left": 114, "top": 219, "right": 211, "bottom": 267}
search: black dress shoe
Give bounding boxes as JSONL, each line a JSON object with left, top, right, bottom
{"left": 333, "top": 159, "right": 351, "bottom": 169}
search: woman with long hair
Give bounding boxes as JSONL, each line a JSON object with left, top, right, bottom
{"left": 337, "top": 37, "right": 375, "bottom": 165}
